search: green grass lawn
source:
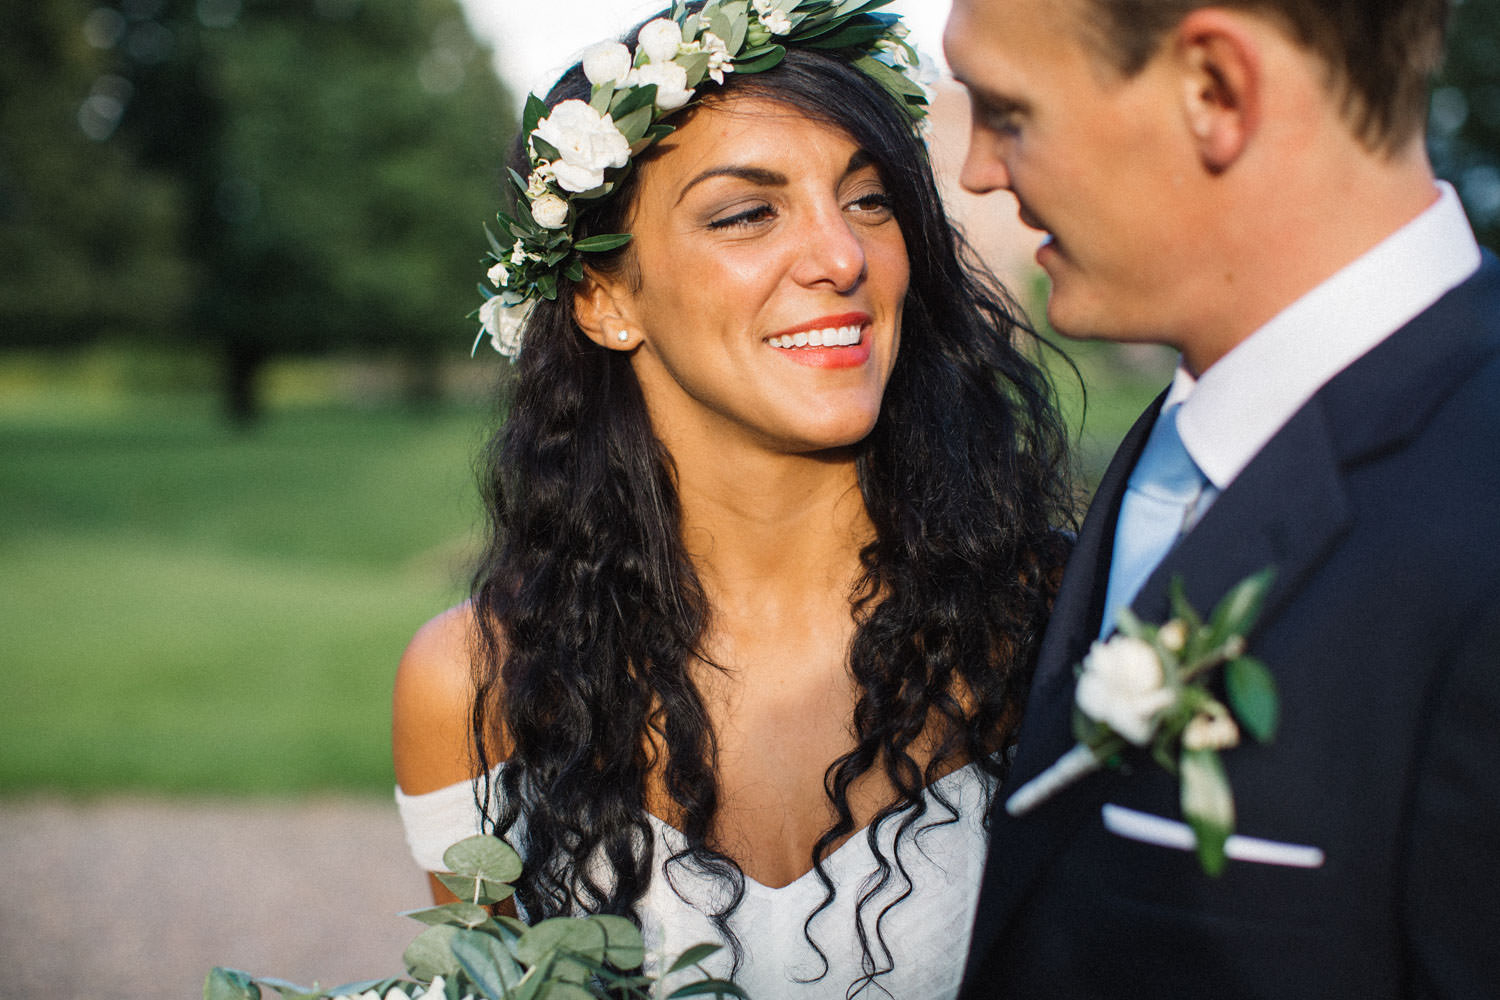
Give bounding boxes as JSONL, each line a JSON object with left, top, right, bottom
{"left": 1, "top": 386, "right": 493, "bottom": 796}
{"left": 0, "top": 333, "right": 1173, "bottom": 798}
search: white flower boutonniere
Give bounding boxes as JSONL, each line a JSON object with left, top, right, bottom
{"left": 1007, "top": 568, "right": 1280, "bottom": 875}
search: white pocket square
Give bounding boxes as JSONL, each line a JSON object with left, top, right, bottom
{"left": 1102, "top": 804, "right": 1326, "bottom": 869}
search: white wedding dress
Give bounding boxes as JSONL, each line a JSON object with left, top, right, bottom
{"left": 396, "top": 762, "right": 993, "bottom": 999}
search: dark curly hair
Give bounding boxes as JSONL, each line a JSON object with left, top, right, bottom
{"left": 468, "top": 10, "right": 1074, "bottom": 994}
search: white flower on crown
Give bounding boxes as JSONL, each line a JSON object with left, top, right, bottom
{"left": 530, "top": 193, "right": 569, "bottom": 229}
{"left": 526, "top": 162, "right": 556, "bottom": 199}
{"left": 487, "top": 260, "right": 509, "bottom": 287}
{"left": 581, "top": 40, "right": 633, "bottom": 89}
{"left": 1074, "top": 635, "right": 1178, "bottom": 746}
{"left": 531, "top": 99, "right": 631, "bottom": 193}
{"left": 510, "top": 238, "right": 528, "bottom": 266}
{"left": 630, "top": 60, "right": 693, "bottom": 111}
{"left": 479, "top": 296, "right": 533, "bottom": 359}
{"left": 638, "top": 18, "right": 684, "bottom": 64}
{"left": 751, "top": 0, "right": 794, "bottom": 35}
{"left": 699, "top": 30, "right": 733, "bottom": 84}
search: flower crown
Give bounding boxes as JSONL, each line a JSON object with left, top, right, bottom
{"left": 475, "top": 0, "right": 929, "bottom": 359}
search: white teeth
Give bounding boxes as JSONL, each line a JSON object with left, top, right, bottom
{"left": 768, "top": 325, "right": 863, "bottom": 350}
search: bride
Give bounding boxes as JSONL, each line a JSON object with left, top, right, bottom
{"left": 394, "top": 3, "right": 1072, "bottom": 997}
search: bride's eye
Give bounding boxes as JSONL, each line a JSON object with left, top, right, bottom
{"left": 708, "top": 203, "right": 777, "bottom": 230}
{"left": 846, "top": 190, "right": 895, "bottom": 222}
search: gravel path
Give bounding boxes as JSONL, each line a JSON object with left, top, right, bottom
{"left": 0, "top": 796, "right": 432, "bottom": 1000}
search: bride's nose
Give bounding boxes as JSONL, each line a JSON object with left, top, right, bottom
{"left": 790, "top": 206, "right": 867, "bottom": 293}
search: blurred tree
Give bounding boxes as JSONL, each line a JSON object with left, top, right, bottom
{"left": 1432, "top": 0, "right": 1500, "bottom": 251}
{"left": 0, "top": 1, "right": 191, "bottom": 347}
{"left": 13, "top": 0, "right": 514, "bottom": 422}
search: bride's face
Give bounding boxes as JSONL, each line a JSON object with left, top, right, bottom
{"left": 585, "top": 96, "right": 909, "bottom": 459}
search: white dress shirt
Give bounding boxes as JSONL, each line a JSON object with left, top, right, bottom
{"left": 1166, "top": 181, "right": 1482, "bottom": 491}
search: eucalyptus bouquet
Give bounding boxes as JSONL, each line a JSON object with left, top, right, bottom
{"left": 206, "top": 836, "right": 745, "bottom": 1000}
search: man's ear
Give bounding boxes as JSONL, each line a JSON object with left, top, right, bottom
{"left": 573, "top": 269, "right": 642, "bottom": 351}
{"left": 1173, "top": 9, "right": 1261, "bottom": 174}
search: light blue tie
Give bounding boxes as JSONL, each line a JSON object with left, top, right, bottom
{"left": 1100, "top": 403, "right": 1216, "bottom": 637}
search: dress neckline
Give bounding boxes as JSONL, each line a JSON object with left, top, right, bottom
{"left": 644, "top": 759, "right": 990, "bottom": 894}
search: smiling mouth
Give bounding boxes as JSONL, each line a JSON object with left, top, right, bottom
{"left": 767, "top": 323, "right": 865, "bottom": 350}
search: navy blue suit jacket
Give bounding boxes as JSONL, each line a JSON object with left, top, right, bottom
{"left": 959, "top": 253, "right": 1500, "bottom": 998}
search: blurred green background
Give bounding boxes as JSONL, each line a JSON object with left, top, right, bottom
{"left": 2, "top": 0, "right": 1496, "bottom": 800}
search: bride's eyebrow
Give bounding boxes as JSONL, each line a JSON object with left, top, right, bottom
{"left": 675, "top": 149, "right": 878, "bottom": 204}
{"left": 675, "top": 165, "right": 787, "bottom": 205}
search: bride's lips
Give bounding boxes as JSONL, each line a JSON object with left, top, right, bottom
{"left": 764, "top": 312, "right": 873, "bottom": 369}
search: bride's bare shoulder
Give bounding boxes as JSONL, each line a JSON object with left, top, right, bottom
{"left": 393, "top": 603, "right": 484, "bottom": 794}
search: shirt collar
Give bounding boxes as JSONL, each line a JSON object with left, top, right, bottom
{"left": 1173, "top": 181, "right": 1481, "bottom": 490}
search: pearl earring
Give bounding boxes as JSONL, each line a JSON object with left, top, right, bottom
{"left": 616, "top": 330, "right": 630, "bottom": 343}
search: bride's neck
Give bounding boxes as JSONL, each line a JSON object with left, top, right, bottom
{"left": 674, "top": 447, "right": 872, "bottom": 608}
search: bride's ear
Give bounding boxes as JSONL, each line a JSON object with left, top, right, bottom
{"left": 573, "top": 269, "right": 643, "bottom": 351}
{"left": 1174, "top": 9, "right": 1261, "bottom": 174}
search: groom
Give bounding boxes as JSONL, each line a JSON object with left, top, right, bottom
{"left": 945, "top": 0, "right": 1500, "bottom": 996}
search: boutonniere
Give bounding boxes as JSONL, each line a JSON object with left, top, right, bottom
{"left": 1007, "top": 568, "right": 1279, "bottom": 875}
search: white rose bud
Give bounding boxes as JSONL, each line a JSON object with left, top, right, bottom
{"left": 581, "top": 41, "right": 632, "bottom": 89}
{"left": 531, "top": 99, "right": 631, "bottom": 193}
{"left": 1075, "top": 636, "right": 1177, "bottom": 746}
{"left": 637, "top": 18, "right": 684, "bottom": 64}
{"left": 486, "top": 261, "right": 509, "bottom": 287}
{"left": 1183, "top": 702, "right": 1241, "bottom": 751}
{"left": 630, "top": 60, "right": 693, "bottom": 111}
{"left": 1158, "top": 620, "right": 1188, "bottom": 652}
{"left": 529, "top": 193, "right": 569, "bottom": 229}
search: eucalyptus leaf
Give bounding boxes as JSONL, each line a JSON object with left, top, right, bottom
{"left": 725, "top": 3, "right": 750, "bottom": 53}
{"left": 1207, "top": 567, "right": 1276, "bottom": 649}
{"left": 614, "top": 102, "right": 657, "bottom": 146}
{"left": 401, "top": 901, "right": 495, "bottom": 929}
{"left": 523, "top": 93, "right": 549, "bottom": 138}
{"left": 1113, "top": 606, "right": 1151, "bottom": 641}
{"left": 1180, "top": 747, "right": 1234, "bottom": 876}
{"left": 452, "top": 928, "right": 525, "bottom": 999}
{"left": 205, "top": 967, "right": 261, "bottom": 1000}
{"left": 609, "top": 83, "right": 659, "bottom": 121}
{"left": 591, "top": 914, "right": 646, "bottom": 969}
{"left": 517, "top": 917, "right": 608, "bottom": 967}
{"left": 325, "top": 979, "right": 407, "bottom": 998}
{"left": 436, "top": 869, "right": 516, "bottom": 906}
{"left": 832, "top": 0, "right": 897, "bottom": 16}
{"left": 486, "top": 222, "right": 509, "bottom": 258}
{"left": 709, "top": 8, "right": 735, "bottom": 51}
{"left": 1167, "top": 576, "right": 1204, "bottom": 631}
{"left": 665, "top": 981, "right": 751, "bottom": 999}
{"left": 665, "top": 943, "right": 724, "bottom": 975}
{"left": 803, "top": 19, "right": 894, "bottom": 50}
{"left": 253, "top": 978, "right": 323, "bottom": 1000}
{"left": 536, "top": 984, "right": 595, "bottom": 1000}
{"left": 1225, "top": 656, "right": 1279, "bottom": 742}
{"left": 589, "top": 83, "right": 614, "bottom": 116}
{"left": 574, "top": 233, "right": 633, "bottom": 253}
{"left": 734, "top": 45, "right": 786, "bottom": 74}
{"left": 404, "top": 924, "right": 463, "bottom": 981}
{"left": 678, "top": 50, "right": 712, "bottom": 90}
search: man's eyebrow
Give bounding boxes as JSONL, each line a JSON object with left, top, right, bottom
{"left": 676, "top": 166, "right": 788, "bottom": 205}
{"left": 952, "top": 75, "right": 1028, "bottom": 116}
